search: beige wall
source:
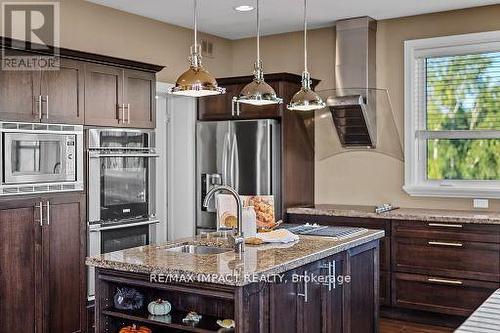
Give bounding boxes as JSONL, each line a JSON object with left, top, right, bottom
{"left": 0, "top": 0, "right": 234, "bottom": 83}
{"left": 2, "top": 1, "right": 498, "bottom": 210}
{"left": 231, "top": 5, "right": 500, "bottom": 211}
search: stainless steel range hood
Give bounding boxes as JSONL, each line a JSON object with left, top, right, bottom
{"left": 328, "top": 17, "right": 377, "bottom": 148}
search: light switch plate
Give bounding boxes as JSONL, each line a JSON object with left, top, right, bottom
{"left": 473, "top": 199, "right": 489, "bottom": 209}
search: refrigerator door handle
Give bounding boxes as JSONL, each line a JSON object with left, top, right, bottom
{"left": 267, "top": 120, "right": 273, "bottom": 194}
{"left": 222, "top": 132, "right": 230, "bottom": 186}
{"left": 232, "top": 132, "right": 240, "bottom": 192}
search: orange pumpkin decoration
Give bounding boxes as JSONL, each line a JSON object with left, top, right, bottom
{"left": 118, "top": 324, "right": 152, "bottom": 333}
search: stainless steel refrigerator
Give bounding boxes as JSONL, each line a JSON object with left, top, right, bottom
{"left": 196, "top": 119, "right": 281, "bottom": 232}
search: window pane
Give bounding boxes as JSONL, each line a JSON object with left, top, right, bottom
{"left": 426, "top": 52, "right": 500, "bottom": 131}
{"left": 427, "top": 139, "right": 500, "bottom": 180}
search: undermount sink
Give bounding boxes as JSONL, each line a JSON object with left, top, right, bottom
{"left": 165, "top": 244, "right": 232, "bottom": 255}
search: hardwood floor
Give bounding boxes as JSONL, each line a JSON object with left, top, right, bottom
{"left": 380, "top": 319, "right": 455, "bottom": 333}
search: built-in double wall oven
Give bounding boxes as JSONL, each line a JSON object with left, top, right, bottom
{"left": 87, "top": 128, "right": 159, "bottom": 299}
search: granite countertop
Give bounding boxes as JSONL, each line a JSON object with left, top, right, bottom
{"left": 86, "top": 230, "right": 384, "bottom": 286}
{"left": 287, "top": 204, "right": 500, "bottom": 225}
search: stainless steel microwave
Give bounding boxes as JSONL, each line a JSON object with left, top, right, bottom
{"left": 0, "top": 122, "right": 84, "bottom": 195}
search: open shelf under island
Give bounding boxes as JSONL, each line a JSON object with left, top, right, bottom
{"left": 87, "top": 230, "right": 384, "bottom": 333}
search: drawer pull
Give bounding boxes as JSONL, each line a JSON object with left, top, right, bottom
{"left": 428, "top": 223, "right": 463, "bottom": 228}
{"left": 427, "top": 277, "right": 463, "bottom": 285}
{"left": 428, "top": 241, "right": 463, "bottom": 247}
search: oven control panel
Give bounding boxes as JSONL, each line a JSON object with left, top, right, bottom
{"left": 66, "top": 135, "right": 76, "bottom": 176}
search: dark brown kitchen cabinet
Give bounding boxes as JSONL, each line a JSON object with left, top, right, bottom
{"left": 84, "top": 65, "right": 156, "bottom": 129}
{"left": 40, "top": 58, "right": 84, "bottom": 124}
{"left": 0, "top": 51, "right": 40, "bottom": 122}
{"left": 286, "top": 214, "right": 391, "bottom": 307}
{"left": 287, "top": 212, "right": 500, "bottom": 326}
{"left": 42, "top": 194, "right": 86, "bottom": 333}
{"left": 84, "top": 63, "right": 124, "bottom": 127}
{"left": 0, "top": 194, "right": 85, "bottom": 333}
{"left": 198, "top": 74, "right": 305, "bottom": 121}
{"left": 0, "top": 54, "right": 83, "bottom": 124}
{"left": 123, "top": 69, "right": 155, "bottom": 128}
{"left": 0, "top": 198, "right": 43, "bottom": 333}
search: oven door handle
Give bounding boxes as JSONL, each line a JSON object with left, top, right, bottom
{"left": 89, "top": 219, "right": 160, "bottom": 232}
{"left": 88, "top": 152, "right": 159, "bottom": 158}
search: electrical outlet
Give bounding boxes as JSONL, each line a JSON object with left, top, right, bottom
{"left": 473, "top": 199, "right": 489, "bottom": 209}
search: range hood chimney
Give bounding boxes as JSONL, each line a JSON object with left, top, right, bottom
{"left": 328, "top": 16, "right": 377, "bottom": 148}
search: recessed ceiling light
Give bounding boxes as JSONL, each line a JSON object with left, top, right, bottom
{"left": 234, "top": 5, "right": 254, "bottom": 12}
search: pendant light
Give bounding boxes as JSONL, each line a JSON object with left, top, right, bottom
{"left": 287, "top": 0, "right": 325, "bottom": 111}
{"left": 170, "top": 0, "right": 225, "bottom": 97}
{"left": 234, "top": 0, "right": 282, "bottom": 106}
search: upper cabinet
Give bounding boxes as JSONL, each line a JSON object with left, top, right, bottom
{"left": 84, "top": 63, "right": 124, "bottom": 127}
{"left": 84, "top": 65, "right": 156, "bottom": 129}
{"left": 0, "top": 55, "right": 83, "bottom": 124}
{"left": 123, "top": 69, "right": 156, "bottom": 128}
{"left": 40, "top": 58, "right": 84, "bottom": 124}
{"left": 0, "top": 40, "right": 164, "bottom": 128}
{"left": 197, "top": 73, "right": 318, "bottom": 121}
{"left": 0, "top": 50, "right": 40, "bottom": 122}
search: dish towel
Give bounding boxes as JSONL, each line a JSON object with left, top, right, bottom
{"left": 256, "top": 229, "right": 299, "bottom": 244}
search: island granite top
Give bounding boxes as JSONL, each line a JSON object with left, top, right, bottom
{"left": 287, "top": 204, "right": 500, "bottom": 225}
{"left": 86, "top": 230, "right": 384, "bottom": 286}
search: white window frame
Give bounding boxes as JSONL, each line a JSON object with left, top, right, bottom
{"left": 404, "top": 31, "right": 500, "bottom": 199}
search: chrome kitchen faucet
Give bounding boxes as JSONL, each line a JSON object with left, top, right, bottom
{"left": 203, "top": 185, "right": 245, "bottom": 253}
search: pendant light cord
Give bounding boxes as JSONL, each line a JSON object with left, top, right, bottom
{"left": 303, "top": 0, "right": 308, "bottom": 72}
{"left": 257, "top": 0, "right": 260, "bottom": 65}
{"left": 194, "top": 0, "right": 198, "bottom": 50}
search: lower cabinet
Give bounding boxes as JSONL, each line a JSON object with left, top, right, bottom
{"left": 287, "top": 213, "right": 500, "bottom": 324}
{"left": 268, "top": 243, "right": 378, "bottom": 333}
{"left": 393, "top": 272, "right": 499, "bottom": 316}
{"left": 0, "top": 198, "right": 42, "bottom": 332}
{"left": 0, "top": 194, "right": 85, "bottom": 333}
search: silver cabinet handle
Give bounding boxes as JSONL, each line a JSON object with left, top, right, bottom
{"left": 44, "top": 201, "right": 50, "bottom": 226}
{"left": 127, "top": 103, "right": 131, "bottom": 124}
{"left": 45, "top": 95, "right": 49, "bottom": 119}
{"left": 35, "top": 202, "right": 43, "bottom": 226}
{"left": 297, "top": 271, "right": 308, "bottom": 302}
{"left": 427, "top": 277, "right": 463, "bottom": 285}
{"left": 428, "top": 241, "right": 463, "bottom": 247}
{"left": 320, "top": 261, "right": 336, "bottom": 291}
{"left": 428, "top": 223, "right": 463, "bottom": 228}
{"left": 37, "top": 95, "right": 42, "bottom": 120}
{"left": 231, "top": 97, "right": 236, "bottom": 116}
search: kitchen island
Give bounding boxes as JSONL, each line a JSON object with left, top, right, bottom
{"left": 87, "top": 229, "right": 384, "bottom": 333}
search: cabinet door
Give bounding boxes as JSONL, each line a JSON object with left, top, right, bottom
{"left": 0, "top": 198, "right": 43, "bottom": 333}
{"left": 84, "top": 63, "right": 123, "bottom": 126}
{"left": 123, "top": 69, "right": 155, "bottom": 128}
{"left": 43, "top": 194, "right": 85, "bottom": 333}
{"left": 197, "top": 83, "right": 240, "bottom": 121}
{"left": 297, "top": 260, "right": 325, "bottom": 333}
{"left": 40, "top": 58, "right": 84, "bottom": 124}
{"left": 0, "top": 51, "right": 40, "bottom": 122}
{"left": 197, "top": 82, "right": 282, "bottom": 121}
{"left": 322, "top": 254, "right": 345, "bottom": 333}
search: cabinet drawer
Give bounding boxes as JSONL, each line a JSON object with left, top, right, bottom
{"left": 393, "top": 220, "right": 500, "bottom": 243}
{"left": 392, "top": 272, "right": 498, "bottom": 316}
{"left": 393, "top": 237, "right": 500, "bottom": 282}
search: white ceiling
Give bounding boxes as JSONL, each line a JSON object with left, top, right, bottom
{"left": 87, "top": 0, "right": 500, "bottom": 40}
